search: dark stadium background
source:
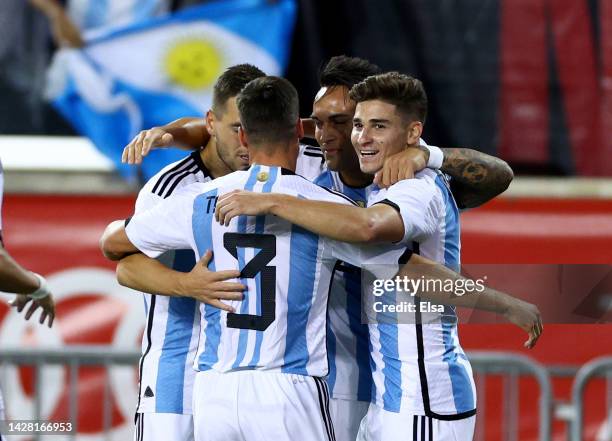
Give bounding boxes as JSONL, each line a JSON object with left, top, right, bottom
{"left": 1, "top": 0, "right": 610, "bottom": 175}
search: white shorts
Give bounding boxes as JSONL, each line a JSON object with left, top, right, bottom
{"left": 193, "top": 370, "right": 335, "bottom": 441}
{"left": 357, "top": 403, "right": 476, "bottom": 441}
{"left": 134, "top": 412, "right": 194, "bottom": 441}
{"left": 330, "top": 398, "right": 369, "bottom": 441}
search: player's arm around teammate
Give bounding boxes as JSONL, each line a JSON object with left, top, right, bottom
{"left": 376, "top": 144, "right": 513, "bottom": 209}
{"left": 122, "top": 117, "right": 318, "bottom": 165}
{"left": 100, "top": 222, "right": 244, "bottom": 312}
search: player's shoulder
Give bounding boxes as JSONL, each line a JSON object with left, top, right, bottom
{"left": 140, "top": 151, "right": 211, "bottom": 199}
{"left": 296, "top": 143, "right": 326, "bottom": 181}
{"left": 281, "top": 169, "right": 358, "bottom": 206}
{"left": 389, "top": 168, "right": 439, "bottom": 193}
{"left": 299, "top": 143, "right": 324, "bottom": 157}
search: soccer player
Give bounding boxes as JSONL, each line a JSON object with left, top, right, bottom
{"left": 214, "top": 72, "right": 541, "bottom": 440}
{"left": 107, "top": 64, "right": 329, "bottom": 441}
{"left": 102, "top": 75, "right": 383, "bottom": 441}
{"left": 112, "top": 64, "right": 269, "bottom": 441}
{"left": 308, "top": 56, "right": 515, "bottom": 441}
{"left": 119, "top": 56, "right": 514, "bottom": 441}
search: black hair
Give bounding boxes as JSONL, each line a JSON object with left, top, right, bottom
{"left": 319, "top": 55, "right": 382, "bottom": 89}
{"left": 212, "top": 64, "right": 266, "bottom": 114}
{"left": 236, "top": 76, "right": 300, "bottom": 145}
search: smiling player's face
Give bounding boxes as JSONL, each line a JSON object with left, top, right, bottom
{"left": 209, "top": 97, "right": 250, "bottom": 171}
{"left": 351, "top": 100, "right": 418, "bottom": 175}
{"left": 311, "top": 86, "right": 361, "bottom": 173}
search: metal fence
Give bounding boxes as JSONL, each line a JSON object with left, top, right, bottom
{"left": 0, "top": 347, "right": 140, "bottom": 441}
{"left": 569, "top": 356, "right": 612, "bottom": 441}
{"left": 0, "top": 348, "right": 610, "bottom": 441}
{"left": 468, "top": 351, "right": 553, "bottom": 441}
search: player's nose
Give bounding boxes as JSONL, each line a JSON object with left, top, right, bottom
{"left": 356, "top": 127, "right": 372, "bottom": 145}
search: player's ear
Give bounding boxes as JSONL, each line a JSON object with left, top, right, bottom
{"left": 205, "top": 110, "right": 215, "bottom": 136}
{"left": 238, "top": 127, "right": 248, "bottom": 147}
{"left": 296, "top": 118, "right": 304, "bottom": 140}
{"left": 406, "top": 120, "right": 423, "bottom": 146}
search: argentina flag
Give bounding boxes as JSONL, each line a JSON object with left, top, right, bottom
{"left": 46, "top": 0, "right": 297, "bottom": 180}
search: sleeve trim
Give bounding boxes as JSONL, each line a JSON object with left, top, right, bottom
{"left": 373, "top": 199, "right": 400, "bottom": 213}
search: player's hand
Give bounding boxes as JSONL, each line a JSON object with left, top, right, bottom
{"left": 122, "top": 128, "right": 175, "bottom": 165}
{"left": 374, "top": 147, "right": 428, "bottom": 188}
{"left": 215, "top": 190, "right": 277, "bottom": 226}
{"left": 178, "top": 250, "right": 245, "bottom": 313}
{"left": 10, "top": 294, "right": 56, "bottom": 328}
{"left": 503, "top": 299, "right": 543, "bottom": 349}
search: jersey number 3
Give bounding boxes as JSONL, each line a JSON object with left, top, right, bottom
{"left": 223, "top": 233, "right": 276, "bottom": 331}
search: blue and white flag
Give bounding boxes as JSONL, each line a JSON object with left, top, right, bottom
{"left": 47, "top": 0, "right": 297, "bottom": 180}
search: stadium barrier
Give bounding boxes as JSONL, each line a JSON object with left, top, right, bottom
{"left": 0, "top": 348, "right": 557, "bottom": 441}
{"left": 468, "top": 352, "right": 553, "bottom": 441}
{"left": 570, "top": 356, "right": 612, "bottom": 441}
{"left": 0, "top": 347, "right": 140, "bottom": 441}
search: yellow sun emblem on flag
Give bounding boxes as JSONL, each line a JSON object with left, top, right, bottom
{"left": 164, "top": 39, "right": 224, "bottom": 90}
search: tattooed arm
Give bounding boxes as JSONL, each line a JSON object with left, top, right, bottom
{"left": 440, "top": 148, "right": 514, "bottom": 209}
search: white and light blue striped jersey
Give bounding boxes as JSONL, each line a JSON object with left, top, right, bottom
{"left": 314, "top": 170, "right": 375, "bottom": 402}
{"left": 126, "top": 164, "right": 387, "bottom": 378}
{"left": 131, "top": 144, "right": 325, "bottom": 413}
{"left": 67, "top": 0, "right": 170, "bottom": 35}
{"left": 133, "top": 151, "right": 211, "bottom": 415}
{"left": 296, "top": 144, "right": 326, "bottom": 181}
{"left": 365, "top": 168, "right": 477, "bottom": 419}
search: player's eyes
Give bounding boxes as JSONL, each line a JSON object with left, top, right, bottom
{"left": 374, "top": 124, "right": 386, "bottom": 129}
{"left": 353, "top": 122, "right": 363, "bottom": 129}
{"left": 314, "top": 121, "right": 323, "bottom": 129}
{"left": 332, "top": 119, "right": 349, "bottom": 126}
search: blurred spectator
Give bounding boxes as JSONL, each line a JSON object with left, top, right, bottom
{"left": 29, "top": 0, "right": 172, "bottom": 47}
{"left": 0, "top": 0, "right": 70, "bottom": 134}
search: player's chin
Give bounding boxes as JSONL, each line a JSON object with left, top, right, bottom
{"left": 325, "top": 157, "right": 342, "bottom": 172}
{"left": 358, "top": 160, "right": 380, "bottom": 176}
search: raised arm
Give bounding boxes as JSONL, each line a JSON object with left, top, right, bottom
{"left": 123, "top": 117, "right": 317, "bottom": 165}
{"left": 399, "top": 254, "right": 542, "bottom": 348}
{"left": 122, "top": 117, "right": 209, "bottom": 164}
{"left": 29, "top": 0, "right": 84, "bottom": 47}
{"left": 215, "top": 191, "right": 404, "bottom": 243}
{"left": 440, "top": 148, "right": 513, "bottom": 209}
{"left": 376, "top": 146, "right": 513, "bottom": 209}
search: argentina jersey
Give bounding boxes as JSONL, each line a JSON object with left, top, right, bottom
{"left": 134, "top": 151, "right": 211, "bottom": 415}
{"left": 365, "top": 169, "right": 476, "bottom": 418}
{"left": 296, "top": 143, "right": 326, "bottom": 181}
{"left": 314, "top": 170, "right": 375, "bottom": 402}
{"left": 126, "top": 164, "right": 393, "bottom": 379}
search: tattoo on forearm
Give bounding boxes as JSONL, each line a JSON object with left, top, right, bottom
{"left": 441, "top": 148, "right": 513, "bottom": 209}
